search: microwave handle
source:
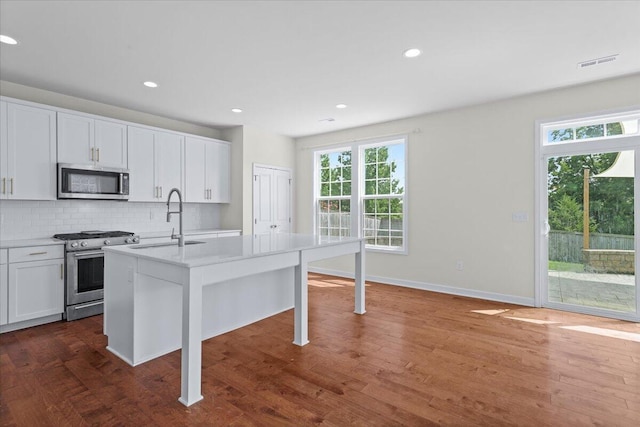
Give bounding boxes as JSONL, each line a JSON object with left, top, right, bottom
{"left": 119, "top": 173, "right": 124, "bottom": 194}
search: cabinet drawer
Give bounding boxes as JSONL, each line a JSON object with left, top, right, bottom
{"left": 0, "top": 249, "right": 7, "bottom": 265}
{"left": 9, "top": 245, "right": 64, "bottom": 263}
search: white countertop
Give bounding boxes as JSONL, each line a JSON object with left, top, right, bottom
{"left": 0, "top": 229, "right": 240, "bottom": 249}
{"left": 0, "top": 238, "right": 64, "bottom": 249}
{"left": 104, "top": 233, "right": 362, "bottom": 268}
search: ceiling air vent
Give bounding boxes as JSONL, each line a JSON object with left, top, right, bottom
{"left": 577, "top": 54, "right": 619, "bottom": 69}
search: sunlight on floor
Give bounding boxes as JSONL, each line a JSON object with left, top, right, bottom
{"left": 560, "top": 325, "right": 640, "bottom": 343}
{"left": 504, "top": 316, "right": 560, "bottom": 325}
{"left": 471, "top": 309, "right": 510, "bottom": 315}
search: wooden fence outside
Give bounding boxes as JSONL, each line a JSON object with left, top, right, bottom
{"left": 549, "top": 230, "right": 635, "bottom": 263}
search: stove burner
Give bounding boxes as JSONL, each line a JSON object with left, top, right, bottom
{"left": 53, "top": 231, "right": 135, "bottom": 240}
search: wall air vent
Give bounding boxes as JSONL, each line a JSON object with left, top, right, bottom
{"left": 577, "top": 54, "right": 619, "bottom": 69}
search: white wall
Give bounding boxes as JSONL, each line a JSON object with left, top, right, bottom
{"left": 295, "top": 73, "right": 640, "bottom": 304}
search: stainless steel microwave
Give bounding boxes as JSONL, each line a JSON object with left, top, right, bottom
{"left": 58, "top": 163, "right": 130, "bottom": 200}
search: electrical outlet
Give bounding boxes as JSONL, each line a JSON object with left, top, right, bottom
{"left": 456, "top": 260, "right": 464, "bottom": 271}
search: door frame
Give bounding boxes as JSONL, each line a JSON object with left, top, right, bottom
{"left": 534, "top": 109, "right": 640, "bottom": 322}
{"left": 252, "top": 163, "right": 293, "bottom": 236}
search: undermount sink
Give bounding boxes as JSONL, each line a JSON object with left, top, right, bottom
{"left": 130, "top": 240, "right": 206, "bottom": 249}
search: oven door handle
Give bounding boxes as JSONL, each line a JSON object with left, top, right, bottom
{"left": 73, "top": 251, "right": 104, "bottom": 258}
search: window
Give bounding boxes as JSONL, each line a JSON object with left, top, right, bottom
{"left": 315, "top": 136, "right": 407, "bottom": 252}
{"left": 543, "top": 113, "right": 640, "bottom": 145}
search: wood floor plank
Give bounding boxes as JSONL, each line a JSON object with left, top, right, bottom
{"left": 1, "top": 274, "right": 639, "bottom": 426}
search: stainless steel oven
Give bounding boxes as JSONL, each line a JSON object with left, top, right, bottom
{"left": 54, "top": 231, "right": 139, "bottom": 320}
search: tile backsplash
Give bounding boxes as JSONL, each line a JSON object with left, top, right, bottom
{"left": 0, "top": 200, "right": 221, "bottom": 240}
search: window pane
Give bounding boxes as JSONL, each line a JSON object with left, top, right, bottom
{"left": 365, "top": 180, "right": 376, "bottom": 195}
{"left": 320, "top": 183, "right": 329, "bottom": 196}
{"left": 343, "top": 181, "right": 351, "bottom": 195}
{"left": 547, "top": 128, "right": 574, "bottom": 143}
{"left": 378, "top": 179, "right": 391, "bottom": 195}
{"left": 365, "top": 164, "right": 376, "bottom": 179}
{"left": 331, "top": 182, "right": 341, "bottom": 196}
{"left": 576, "top": 124, "right": 604, "bottom": 139}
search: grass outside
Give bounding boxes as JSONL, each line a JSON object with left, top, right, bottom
{"left": 548, "top": 260, "right": 585, "bottom": 272}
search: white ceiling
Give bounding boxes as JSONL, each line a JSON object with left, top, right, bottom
{"left": 1, "top": 1, "right": 639, "bottom": 138}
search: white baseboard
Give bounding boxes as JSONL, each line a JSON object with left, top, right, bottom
{"left": 308, "top": 267, "right": 535, "bottom": 307}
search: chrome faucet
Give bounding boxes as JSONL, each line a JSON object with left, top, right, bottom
{"left": 166, "top": 188, "right": 184, "bottom": 247}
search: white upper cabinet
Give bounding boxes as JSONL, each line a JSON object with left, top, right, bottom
{"left": 57, "top": 112, "right": 127, "bottom": 168}
{"left": 128, "top": 126, "right": 183, "bottom": 202}
{"left": 0, "top": 101, "right": 57, "bottom": 200}
{"left": 185, "top": 136, "right": 230, "bottom": 203}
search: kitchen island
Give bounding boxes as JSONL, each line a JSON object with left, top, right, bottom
{"left": 103, "top": 233, "right": 365, "bottom": 406}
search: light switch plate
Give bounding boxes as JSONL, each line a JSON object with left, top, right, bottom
{"left": 512, "top": 212, "right": 529, "bottom": 222}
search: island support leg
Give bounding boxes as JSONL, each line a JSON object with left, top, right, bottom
{"left": 178, "top": 271, "right": 204, "bottom": 406}
{"left": 293, "top": 251, "right": 309, "bottom": 346}
{"left": 355, "top": 239, "right": 366, "bottom": 314}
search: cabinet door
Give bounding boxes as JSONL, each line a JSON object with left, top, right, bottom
{"left": 209, "top": 141, "right": 230, "bottom": 203}
{"left": 8, "top": 259, "right": 64, "bottom": 323}
{"left": 57, "top": 112, "right": 94, "bottom": 164}
{"left": 155, "top": 131, "right": 183, "bottom": 200}
{"left": 0, "top": 250, "right": 7, "bottom": 325}
{"left": 0, "top": 101, "right": 7, "bottom": 197}
{"left": 95, "top": 120, "right": 127, "bottom": 168}
{"left": 6, "top": 103, "right": 57, "bottom": 200}
{"left": 185, "top": 137, "right": 207, "bottom": 202}
{"left": 127, "top": 126, "right": 156, "bottom": 202}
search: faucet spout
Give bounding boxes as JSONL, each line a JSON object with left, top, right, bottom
{"left": 166, "top": 188, "right": 184, "bottom": 247}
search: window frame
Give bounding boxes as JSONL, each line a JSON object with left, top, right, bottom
{"left": 313, "top": 135, "right": 408, "bottom": 254}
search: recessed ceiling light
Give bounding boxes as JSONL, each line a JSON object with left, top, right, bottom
{"left": 403, "top": 48, "right": 421, "bottom": 58}
{"left": 336, "top": 104, "right": 347, "bottom": 109}
{"left": 0, "top": 35, "right": 18, "bottom": 45}
{"left": 143, "top": 81, "right": 158, "bottom": 88}
{"left": 319, "top": 118, "right": 335, "bottom": 122}
{"left": 231, "top": 108, "right": 243, "bottom": 113}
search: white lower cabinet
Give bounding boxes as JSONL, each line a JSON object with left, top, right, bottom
{"left": 0, "top": 249, "right": 7, "bottom": 326}
{"left": 6, "top": 245, "right": 64, "bottom": 325}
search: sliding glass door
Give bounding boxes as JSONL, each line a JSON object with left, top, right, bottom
{"left": 537, "top": 112, "right": 640, "bottom": 321}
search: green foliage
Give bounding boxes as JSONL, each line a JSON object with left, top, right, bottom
{"left": 547, "top": 143, "right": 633, "bottom": 235}
{"left": 548, "top": 194, "right": 595, "bottom": 232}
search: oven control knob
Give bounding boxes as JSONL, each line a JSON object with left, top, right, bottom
{"left": 80, "top": 241, "right": 88, "bottom": 247}
{"left": 104, "top": 239, "right": 111, "bottom": 245}
{"left": 70, "top": 242, "right": 79, "bottom": 248}
{"left": 132, "top": 237, "right": 139, "bottom": 243}
{"left": 125, "top": 238, "right": 133, "bottom": 244}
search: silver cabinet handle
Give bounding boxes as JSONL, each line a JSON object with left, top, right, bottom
{"left": 29, "top": 251, "right": 47, "bottom": 256}
{"left": 10, "top": 178, "right": 13, "bottom": 195}
{"left": 1, "top": 177, "right": 5, "bottom": 194}
{"left": 96, "top": 148, "right": 100, "bottom": 162}
{"left": 159, "top": 186, "right": 162, "bottom": 198}
{"left": 155, "top": 186, "right": 159, "bottom": 198}
{"left": 60, "top": 264, "right": 64, "bottom": 280}
{"left": 91, "top": 147, "right": 95, "bottom": 161}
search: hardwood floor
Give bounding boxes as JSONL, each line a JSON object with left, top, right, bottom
{"left": 1, "top": 273, "right": 639, "bottom": 426}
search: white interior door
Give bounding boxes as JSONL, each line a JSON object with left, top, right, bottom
{"left": 253, "top": 165, "right": 291, "bottom": 236}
